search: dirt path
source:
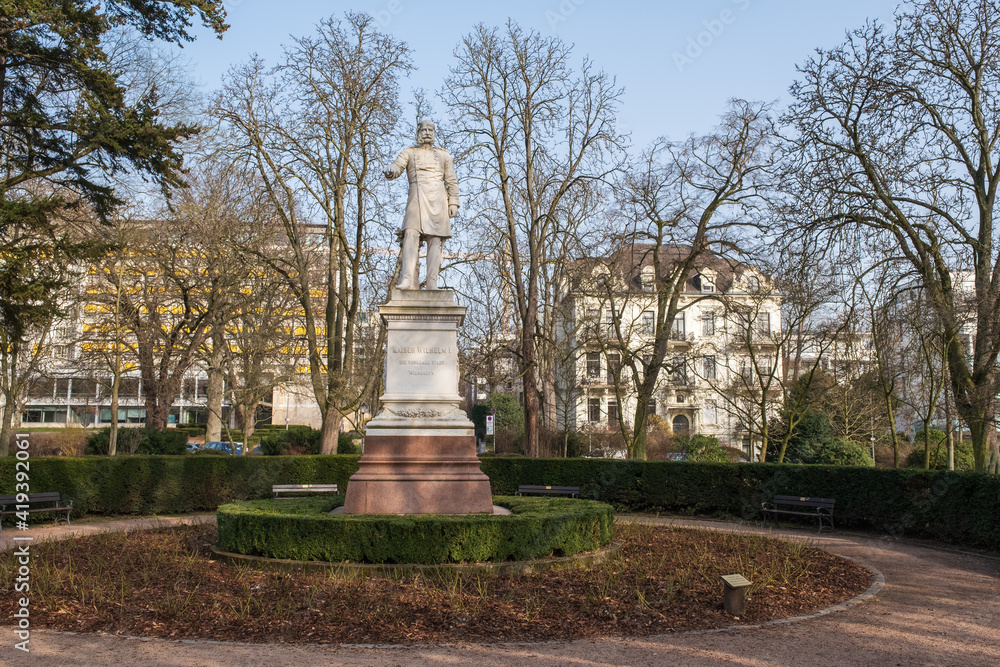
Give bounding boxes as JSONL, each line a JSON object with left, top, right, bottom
{"left": 3, "top": 516, "right": 998, "bottom": 666}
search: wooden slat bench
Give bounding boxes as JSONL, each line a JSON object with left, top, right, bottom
{"left": 516, "top": 485, "right": 580, "bottom": 498}
{"left": 272, "top": 484, "right": 339, "bottom": 498}
{"left": 761, "top": 495, "right": 835, "bottom": 533}
{"left": 0, "top": 492, "right": 73, "bottom": 531}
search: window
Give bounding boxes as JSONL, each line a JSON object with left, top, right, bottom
{"left": 702, "top": 312, "right": 716, "bottom": 336}
{"left": 703, "top": 355, "right": 717, "bottom": 380}
{"left": 676, "top": 393, "right": 685, "bottom": 403}
{"left": 586, "top": 352, "right": 601, "bottom": 378}
{"left": 670, "top": 313, "right": 685, "bottom": 340}
{"left": 672, "top": 414, "right": 690, "bottom": 434}
{"left": 607, "top": 353, "right": 621, "bottom": 383}
{"left": 641, "top": 268, "right": 655, "bottom": 292}
{"left": 648, "top": 400, "right": 657, "bottom": 416}
{"left": 641, "top": 354, "right": 652, "bottom": 380}
{"left": 608, "top": 400, "right": 619, "bottom": 428}
{"left": 120, "top": 378, "right": 140, "bottom": 398}
{"left": 586, "top": 307, "right": 600, "bottom": 334}
{"left": 588, "top": 398, "right": 601, "bottom": 422}
{"left": 755, "top": 312, "right": 771, "bottom": 335}
{"left": 604, "top": 309, "right": 615, "bottom": 336}
{"left": 704, "top": 400, "right": 718, "bottom": 425}
{"left": 745, "top": 275, "right": 761, "bottom": 292}
{"left": 642, "top": 310, "right": 655, "bottom": 335}
{"left": 759, "top": 356, "right": 774, "bottom": 378}
{"left": 671, "top": 356, "right": 688, "bottom": 385}
{"left": 701, "top": 276, "right": 715, "bottom": 293}
{"left": 70, "top": 378, "right": 97, "bottom": 399}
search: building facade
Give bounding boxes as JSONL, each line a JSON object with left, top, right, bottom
{"left": 555, "top": 244, "right": 783, "bottom": 459}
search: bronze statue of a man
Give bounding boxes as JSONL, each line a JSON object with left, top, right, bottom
{"left": 384, "top": 119, "right": 460, "bottom": 290}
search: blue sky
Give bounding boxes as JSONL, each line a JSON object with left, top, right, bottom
{"left": 178, "top": 0, "right": 905, "bottom": 148}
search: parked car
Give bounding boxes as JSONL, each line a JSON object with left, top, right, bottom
{"left": 583, "top": 448, "right": 627, "bottom": 460}
{"left": 203, "top": 441, "right": 245, "bottom": 455}
{"left": 186, "top": 442, "right": 202, "bottom": 454}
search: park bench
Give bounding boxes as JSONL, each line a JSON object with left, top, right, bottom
{"left": 272, "top": 484, "right": 339, "bottom": 498}
{"left": 761, "top": 495, "right": 835, "bottom": 533}
{"left": 516, "top": 485, "right": 580, "bottom": 498}
{"left": 0, "top": 492, "right": 73, "bottom": 531}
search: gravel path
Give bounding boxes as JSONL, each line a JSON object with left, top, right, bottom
{"left": 3, "top": 515, "right": 998, "bottom": 666}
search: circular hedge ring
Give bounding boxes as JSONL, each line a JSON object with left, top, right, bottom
{"left": 216, "top": 495, "right": 614, "bottom": 565}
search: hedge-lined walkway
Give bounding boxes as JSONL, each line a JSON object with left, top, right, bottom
{"left": 3, "top": 515, "right": 999, "bottom": 667}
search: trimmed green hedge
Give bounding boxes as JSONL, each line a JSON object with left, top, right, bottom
{"left": 0, "top": 455, "right": 360, "bottom": 516}
{"left": 478, "top": 458, "right": 1000, "bottom": 550}
{"left": 216, "top": 496, "right": 615, "bottom": 564}
{"left": 3, "top": 455, "right": 998, "bottom": 550}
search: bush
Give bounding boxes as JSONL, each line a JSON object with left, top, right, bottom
{"left": 86, "top": 428, "right": 187, "bottom": 456}
{"left": 6, "top": 454, "right": 1000, "bottom": 550}
{"left": 906, "top": 430, "right": 975, "bottom": 471}
{"left": 470, "top": 392, "right": 524, "bottom": 441}
{"left": 0, "top": 455, "right": 362, "bottom": 517}
{"left": 812, "top": 438, "right": 873, "bottom": 467}
{"left": 259, "top": 426, "right": 322, "bottom": 455}
{"left": 476, "top": 457, "right": 1000, "bottom": 550}
{"left": 337, "top": 432, "right": 362, "bottom": 455}
{"left": 673, "top": 434, "right": 734, "bottom": 463}
{"left": 216, "top": 495, "right": 615, "bottom": 564}
{"left": 537, "top": 429, "right": 587, "bottom": 458}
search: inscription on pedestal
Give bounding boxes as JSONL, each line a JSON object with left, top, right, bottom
{"left": 385, "top": 333, "right": 459, "bottom": 397}
{"left": 394, "top": 345, "right": 451, "bottom": 377}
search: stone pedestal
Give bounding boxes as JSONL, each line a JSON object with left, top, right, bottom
{"left": 342, "top": 289, "right": 494, "bottom": 514}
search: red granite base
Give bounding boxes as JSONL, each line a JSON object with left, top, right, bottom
{"left": 342, "top": 435, "right": 494, "bottom": 514}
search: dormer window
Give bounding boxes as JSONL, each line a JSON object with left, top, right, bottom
{"left": 698, "top": 269, "right": 716, "bottom": 293}
{"left": 641, "top": 267, "right": 655, "bottom": 292}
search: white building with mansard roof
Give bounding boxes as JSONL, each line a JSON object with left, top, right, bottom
{"left": 555, "top": 243, "right": 783, "bottom": 459}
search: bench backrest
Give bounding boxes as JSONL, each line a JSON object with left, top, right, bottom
{"left": 518, "top": 485, "right": 580, "bottom": 492}
{"left": 0, "top": 492, "right": 62, "bottom": 505}
{"left": 272, "top": 484, "right": 338, "bottom": 490}
{"left": 773, "top": 495, "right": 834, "bottom": 509}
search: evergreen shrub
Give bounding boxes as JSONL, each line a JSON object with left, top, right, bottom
{"left": 259, "top": 426, "right": 322, "bottom": 455}
{"left": 86, "top": 428, "right": 187, "bottom": 455}
{"left": 4, "top": 455, "right": 999, "bottom": 550}
{"left": 215, "top": 496, "right": 615, "bottom": 564}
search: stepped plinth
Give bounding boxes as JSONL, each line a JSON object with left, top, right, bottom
{"left": 342, "top": 289, "right": 494, "bottom": 515}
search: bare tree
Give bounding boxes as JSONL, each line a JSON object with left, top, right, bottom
{"left": 212, "top": 13, "right": 409, "bottom": 453}
{"left": 786, "top": 0, "right": 1000, "bottom": 472}
{"left": 591, "top": 100, "right": 777, "bottom": 460}
{"left": 443, "top": 21, "right": 626, "bottom": 456}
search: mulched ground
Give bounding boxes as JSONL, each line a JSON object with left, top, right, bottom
{"left": 2, "top": 522, "right": 872, "bottom": 644}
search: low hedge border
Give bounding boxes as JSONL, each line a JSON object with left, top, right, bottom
{"left": 215, "top": 496, "right": 615, "bottom": 564}
{"left": 3, "top": 455, "right": 998, "bottom": 550}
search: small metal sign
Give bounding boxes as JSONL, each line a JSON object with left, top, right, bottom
{"left": 720, "top": 574, "right": 751, "bottom": 589}
{"left": 485, "top": 414, "right": 494, "bottom": 435}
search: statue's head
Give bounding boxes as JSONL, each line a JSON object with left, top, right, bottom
{"left": 416, "top": 119, "right": 436, "bottom": 146}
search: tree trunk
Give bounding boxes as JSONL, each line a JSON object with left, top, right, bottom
{"left": 944, "top": 379, "right": 954, "bottom": 471}
{"left": 205, "top": 335, "right": 225, "bottom": 442}
{"left": 109, "top": 372, "right": 120, "bottom": 456}
{"left": 0, "top": 402, "right": 13, "bottom": 459}
{"left": 319, "top": 402, "right": 340, "bottom": 455}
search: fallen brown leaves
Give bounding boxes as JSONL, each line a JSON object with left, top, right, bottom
{"left": 1, "top": 521, "right": 872, "bottom": 644}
